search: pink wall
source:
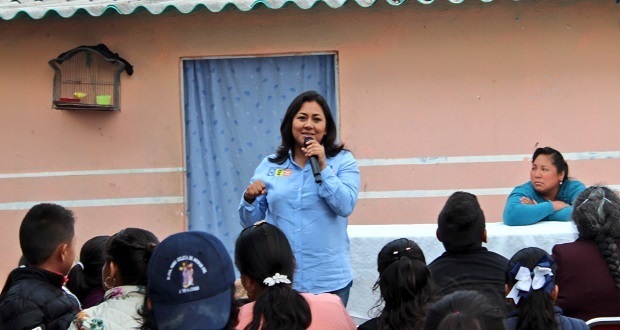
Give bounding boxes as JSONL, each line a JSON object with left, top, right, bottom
{"left": 2, "top": 0, "right": 620, "bottom": 280}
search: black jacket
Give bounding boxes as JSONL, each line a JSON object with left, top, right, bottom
{"left": 0, "top": 267, "right": 80, "bottom": 330}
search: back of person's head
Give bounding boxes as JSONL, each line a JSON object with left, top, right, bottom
{"left": 19, "top": 203, "right": 75, "bottom": 271}
{"left": 235, "top": 221, "right": 311, "bottom": 330}
{"left": 146, "top": 231, "right": 236, "bottom": 330}
{"left": 67, "top": 235, "right": 110, "bottom": 303}
{"left": 371, "top": 238, "right": 433, "bottom": 329}
{"left": 532, "top": 147, "right": 569, "bottom": 181}
{"left": 505, "top": 247, "right": 557, "bottom": 330}
{"left": 424, "top": 291, "right": 506, "bottom": 330}
{"left": 437, "top": 192, "right": 486, "bottom": 252}
{"left": 105, "top": 228, "right": 158, "bottom": 286}
{"left": 572, "top": 185, "right": 620, "bottom": 290}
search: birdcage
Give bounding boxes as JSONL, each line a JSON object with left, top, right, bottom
{"left": 49, "top": 44, "right": 133, "bottom": 111}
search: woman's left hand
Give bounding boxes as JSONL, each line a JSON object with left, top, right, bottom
{"left": 302, "top": 139, "right": 327, "bottom": 170}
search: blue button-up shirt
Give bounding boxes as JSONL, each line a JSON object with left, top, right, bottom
{"left": 239, "top": 150, "right": 360, "bottom": 293}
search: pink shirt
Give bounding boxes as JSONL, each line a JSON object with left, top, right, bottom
{"left": 236, "top": 292, "right": 356, "bottom": 329}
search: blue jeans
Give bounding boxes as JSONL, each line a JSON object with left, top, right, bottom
{"left": 329, "top": 280, "right": 353, "bottom": 307}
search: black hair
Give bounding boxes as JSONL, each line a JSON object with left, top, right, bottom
{"left": 424, "top": 290, "right": 506, "bottom": 330}
{"left": 505, "top": 247, "right": 557, "bottom": 330}
{"left": 19, "top": 203, "right": 75, "bottom": 266}
{"left": 370, "top": 238, "right": 434, "bottom": 330}
{"left": 571, "top": 186, "right": 620, "bottom": 290}
{"left": 532, "top": 147, "right": 569, "bottom": 182}
{"left": 437, "top": 192, "right": 486, "bottom": 252}
{"left": 235, "top": 222, "right": 311, "bottom": 330}
{"left": 67, "top": 235, "right": 110, "bottom": 304}
{"left": 269, "top": 90, "right": 344, "bottom": 164}
{"left": 106, "top": 228, "right": 158, "bottom": 286}
{"left": 18, "top": 255, "right": 30, "bottom": 267}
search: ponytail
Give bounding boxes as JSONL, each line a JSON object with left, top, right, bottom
{"left": 246, "top": 284, "right": 310, "bottom": 330}
{"left": 514, "top": 291, "right": 555, "bottom": 330}
{"left": 235, "top": 222, "right": 312, "bottom": 330}
{"left": 572, "top": 186, "right": 620, "bottom": 290}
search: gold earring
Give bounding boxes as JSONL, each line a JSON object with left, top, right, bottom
{"left": 104, "top": 276, "right": 116, "bottom": 290}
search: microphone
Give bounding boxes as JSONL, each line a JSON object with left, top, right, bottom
{"left": 304, "top": 137, "right": 323, "bottom": 184}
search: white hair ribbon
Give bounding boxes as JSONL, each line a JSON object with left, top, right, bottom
{"left": 263, "top": 273, "right": 291, "bottom": 287}
{"left": 506, "top": 266, "right": 553, "bottom": 304}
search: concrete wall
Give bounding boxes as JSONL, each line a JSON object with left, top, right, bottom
{"left": 1, "top": 0, "right": 619, "bottom": 280}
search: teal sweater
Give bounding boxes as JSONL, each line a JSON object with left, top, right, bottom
{"left": 503, "top": 180, "right": 586, "bottom": 226}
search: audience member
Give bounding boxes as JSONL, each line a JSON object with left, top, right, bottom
{"left": 505, "top": 247, "right": 587, "bottom": 330}
{"left": 143, "top": 231, "right": 237, "bottom": 330}
{"left": 235, "top": 221, "right": 355, "bottom": 330}
{"left": 69, "top": 228, "right": 158, "bottom": 329}
{"left": 553, "top": 186, "right": 620, "bottom": 320}
{"left": 359, "top": 238, "right": 434, "bottom": 330}
{"left": 0, "top": 203, "right": 80, "bottom": 329}
{"left": 503, "top": 147, "right": 585, "bottom": 226}
{"left": 424, "top": 290, "right": 506, "bottom": 330}
{"left": 429, "top": 192, "right": 508, "bottom": 307}
{"left": 67, "top": 235, "right": 110, "bottom": 308}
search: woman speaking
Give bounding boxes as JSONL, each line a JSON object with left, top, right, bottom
{"left": 239, "top": 91, "right": 360, "bottom": 305}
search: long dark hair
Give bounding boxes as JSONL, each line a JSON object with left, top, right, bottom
{"left": 532, "top": 147, "right": 569, "bottom": 182}
{"left": 572, "top": 186, "right": 620, "bottom": 290}
{"left": 506, "top": 247, "right": 557, "bottom": 330}
{"left": 235, "top": 222, "right": 311, "bottom": 330}
{"left": 269, "top": 90, "right": 343, "bottom": 164}
{"left": 106, "top": 228, "right": 158, "bottom": 286}
{"left": 67, "top": 235, "right": 110, "bottom": 303}
{"left": 370, "top": 238, "right": 433, "bottom": 330}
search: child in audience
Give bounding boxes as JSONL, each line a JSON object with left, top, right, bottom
{"left": 358, "top": 238, "right": 434, "bottom": 330}
{"left": 505, "top": 247, "right": 587, "bottom": 330}
{"left": 424, "top": 290, "right": 506, "bottom": 330}
{"left": 143, "top": 230, "right": 237, "bottom": 330}
{"left": 70, "top": 228, "right": 159, "bottom": 329}
{"left": 235, "top": 221, "right": 356, "bottom": 329}
{"left": 67, "top": 235, "right": 110, "bottom": 308}
{"left": 0, "top": 203, "right": 80, "bottom": 329}
{"left": 553, "top": 185, "right": 620, "bottom": 320}
{"left": 429, "top": 192, "right": 508, "bottom": 307}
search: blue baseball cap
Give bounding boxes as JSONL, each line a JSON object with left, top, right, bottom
{"left": 147, "top": 231, "right": 235, "bottom": 330}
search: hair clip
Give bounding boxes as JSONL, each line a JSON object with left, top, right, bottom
{"left": 76, "top": 262, "right": 84, "bottom": 270}
{"left": 263, "top": 273, "right": 291, "bottom": 287}
{"left": 393, "top": 247, "right": 411, "bottom": 255}
{"left": 253, "top": 220, "right": 267, "bottom": 227}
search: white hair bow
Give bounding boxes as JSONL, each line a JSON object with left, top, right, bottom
{"left": 506, "top": 266, "right": 553, "bottom": 304}
{"left": 263, "top": 273, "right": 291, "bottom": 287}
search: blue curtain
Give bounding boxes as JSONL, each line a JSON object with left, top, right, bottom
{"left": 183, "top": 55, "right": 337, "bottom": 255}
